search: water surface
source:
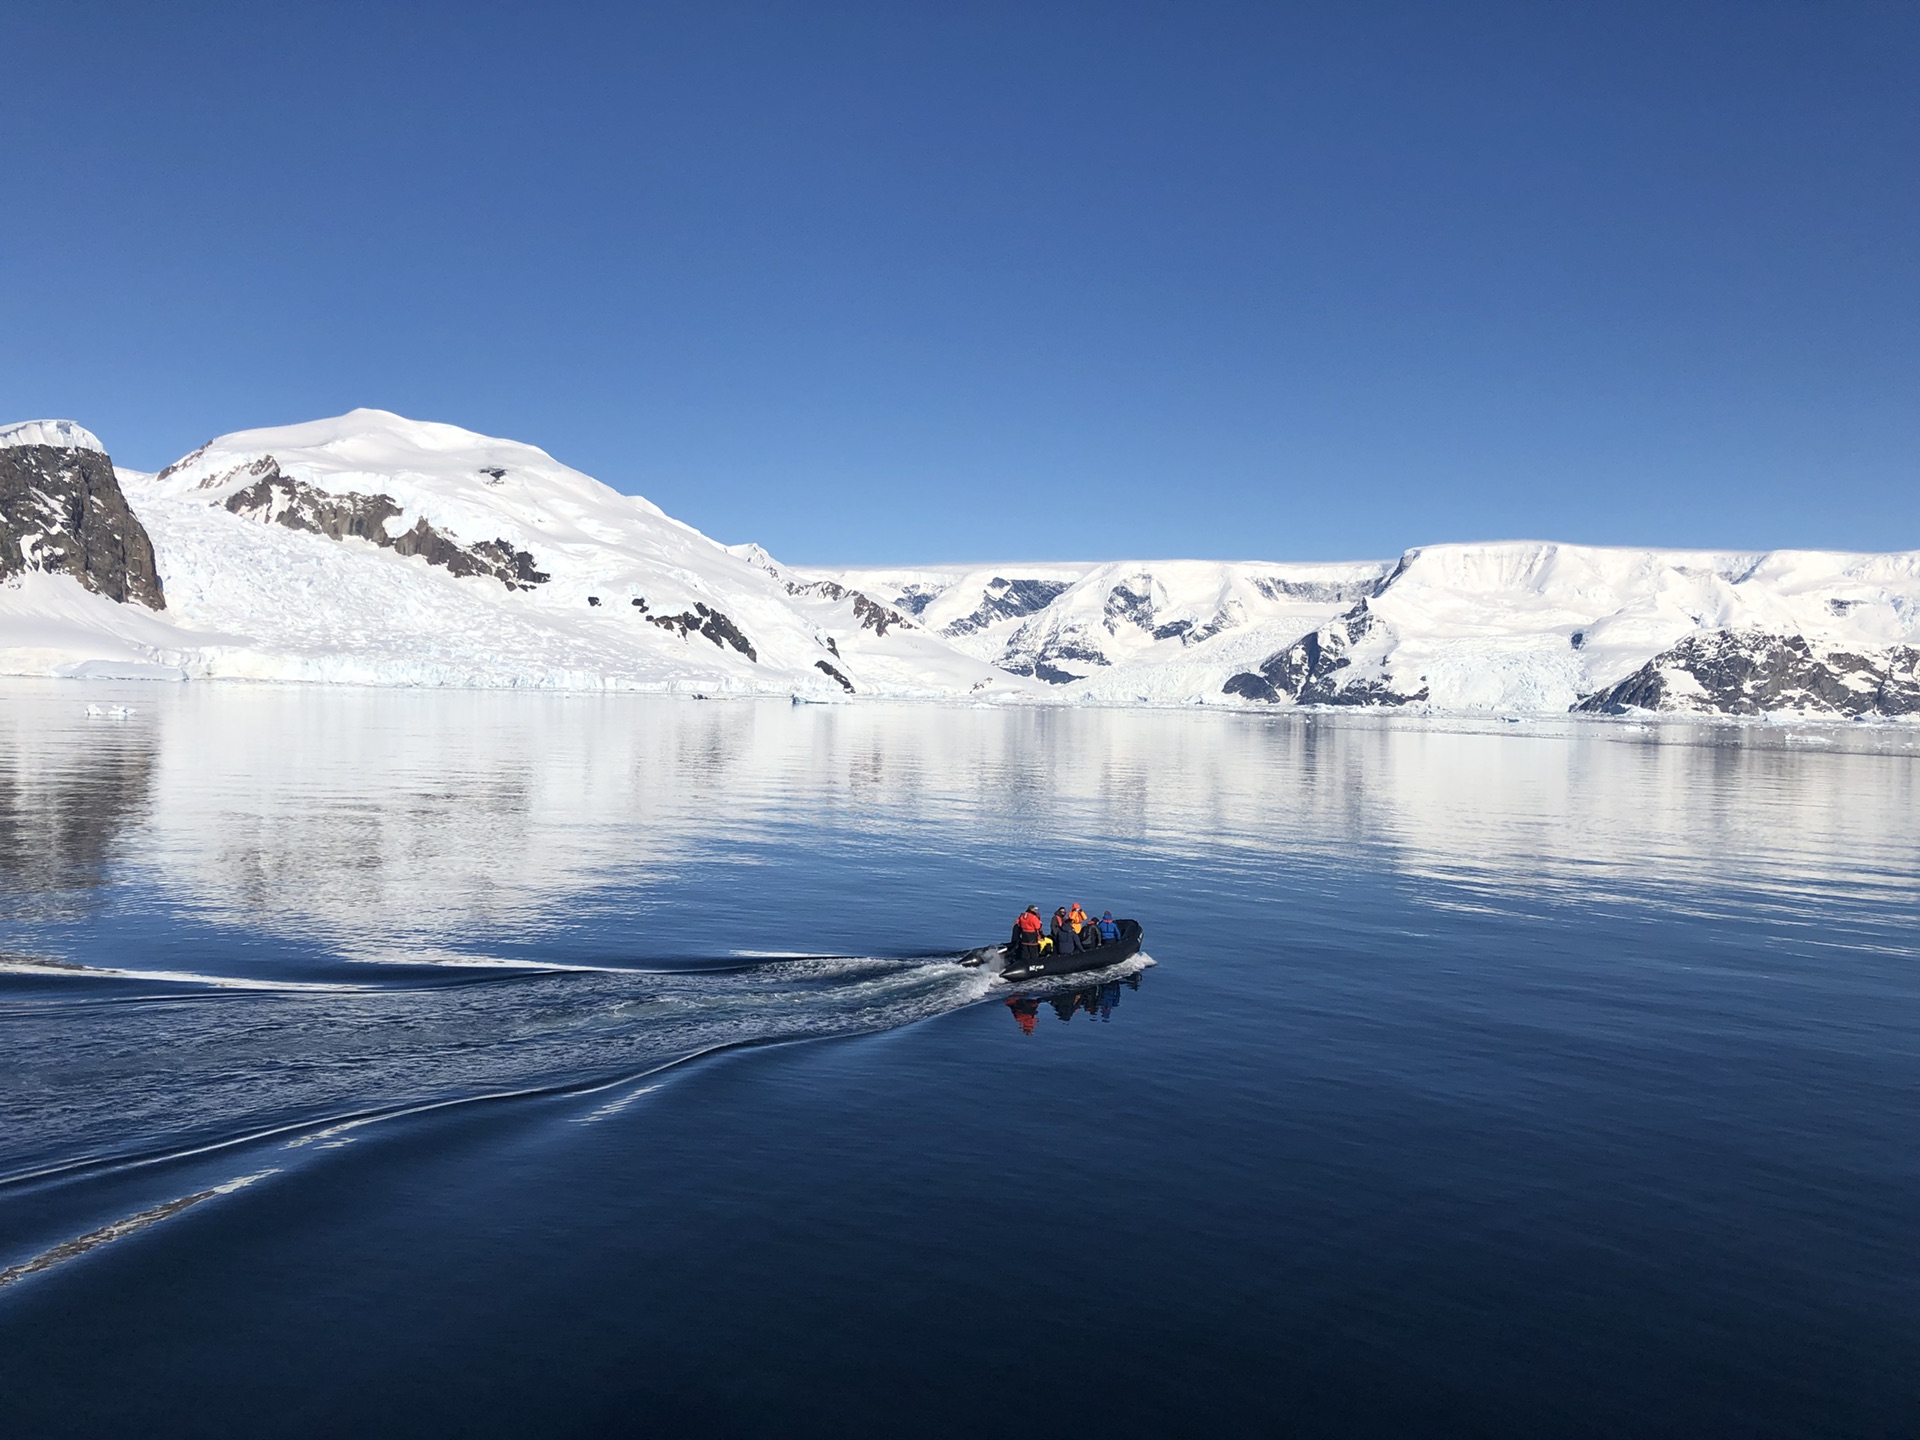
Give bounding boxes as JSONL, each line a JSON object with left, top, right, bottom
{"left": 1, "top": 682, "right": 1915, "bottom": 1437}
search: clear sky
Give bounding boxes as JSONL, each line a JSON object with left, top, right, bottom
{"left": 3, "top": 1, "right": 1914, "bottom": 565}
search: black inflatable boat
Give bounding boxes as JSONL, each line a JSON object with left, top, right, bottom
{"left": 959, "top": 919, "right": 1144, "bottom": 982}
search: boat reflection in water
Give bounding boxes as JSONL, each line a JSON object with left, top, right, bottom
{"left": 1004, "top": 972, "right": 1144, "bottom": 1035}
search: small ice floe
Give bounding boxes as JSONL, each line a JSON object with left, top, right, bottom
{"left": 83, "top": 703, "right": 136, "bottom": 719}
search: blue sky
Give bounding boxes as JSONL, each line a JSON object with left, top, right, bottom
{"left": 3, "top": 1, "right": 1914, "bottom": 564}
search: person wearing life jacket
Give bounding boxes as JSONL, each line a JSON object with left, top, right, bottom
{"left": 1050, "top": 906, "right": 1078, "bottom": 954}
{"left": 1068, "top": 902, "right": 1089, "bottom": 942}
{"left": 1010, "top": 904, "right": 1044, "bottom": 968}
{"left": 1097, "top": 910, "right": 1119, "bottom": 943}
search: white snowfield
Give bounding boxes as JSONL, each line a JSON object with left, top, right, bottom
{"left": 4, "top": 410, "right": 1023, "bottom": 699}
{"left": 1324, "top": 543, "right": 1920, "bottom": 712}
{"left": 0, "top": 419, "right": 105, "bottom": 452}
{"left": 821, "top": 544, "right": 1920, "bottom": 714}
{"left": 2, "top": 408, "right": 1917, "bottom": 716}
{"left": 815, "top": 558, "right": 1394, "bottom": 703}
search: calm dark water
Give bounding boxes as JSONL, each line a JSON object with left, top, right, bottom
{"left": 1, "top": 681, "right": 1915, "bottom": 1438}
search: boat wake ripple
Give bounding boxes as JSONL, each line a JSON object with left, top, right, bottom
{"left": 0, "top": 950, "right": 999, "bottom": 1294}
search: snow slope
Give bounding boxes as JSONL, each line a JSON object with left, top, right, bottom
{"left": 807, "top": 559, "right": 1390, "bottom": 702}
{"left": 5, "top": 411, "right": 1027, "bottom": 698}
{"left": 0, "top": 419, "right": 105, "bottom": 452}
{"left": 1222, "top": 542, "right": 1920, "bottom": 714}
{"left": 814, "top": 542, "right": 1920, "bottom": 715}
{"left": 5, "top": 409, "right": 1918, "bottom": 717}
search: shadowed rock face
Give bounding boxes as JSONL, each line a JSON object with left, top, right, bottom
{"left": 996, "top": 631, "right": 1112, "bottom": 685}
{"left": 784, "top": 579, "right": 913, "bottom": 637}
{"left": 649, "top": 603, "right": 757, "bottom": 661}
{"left": 1223, "top": 602, "right": 1428, "bottom": 706}
{"left": 940, "top": 577, "right": 1070, "bottom": 637}
{"left": 814, "top": 659, "right": 855, "bottom": 692}
{"left": 0, "top": 444, "right": 166, "bottom": 609}
{"left": 1577, "top": 630, "right": 1920, "bottom": 717}
{"left": 221, "top": 459, "right": 550, "bottom": 590}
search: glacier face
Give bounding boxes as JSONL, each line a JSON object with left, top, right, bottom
{"left": 4, "top": 410, "right": 1919, "bottom": 719}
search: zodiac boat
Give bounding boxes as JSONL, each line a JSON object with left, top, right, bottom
{"left": 959, "top": 919, "right": 1144, "bottom": 982}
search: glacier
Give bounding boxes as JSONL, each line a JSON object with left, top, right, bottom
{"left": 3, "top": 408, "right": 1917, "bottom": 720}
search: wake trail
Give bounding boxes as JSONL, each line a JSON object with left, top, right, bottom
{"left": 0, "top": 949, "right": 1000, "bottom": 1275}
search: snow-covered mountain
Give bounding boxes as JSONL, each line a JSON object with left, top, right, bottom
{"left": 0, "top": 410, "right": 1023, "bottom": 697}
{"left": 3, "top": 409, "right": 1917, "bottom": 719}
{"left": 809, "top": 560, "right": 1392, "bottom": 702}
{"left": 1217, "top": 544, "right": 1920, "bottom": 718}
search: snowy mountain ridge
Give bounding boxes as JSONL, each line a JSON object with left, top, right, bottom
{"left": 0, "top": 419, "right": 105, "bottom": 453}
{"left": 2, "top": 410, "right": 1021, "bottom": 698}
{"left": 3, "top": 409, "right": 1917, "bottom": 719}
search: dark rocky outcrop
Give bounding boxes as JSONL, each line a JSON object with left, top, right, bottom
{"left": 220, "top": 458, "right": 550, "bottom": 589}
{"left": 893, "top": 585, "right": 942, "bottom": 617}
{"left": 785, "top": 579, "right": 913, "bottom": 637}
{"left": 998, "top": 635, "right": 1112, "bottom": 685}
{"left": 1103, "top": 578, "right": 1155, "bottom": 632}
{"left": 1101, "top": 575, "right": 1242, "bottom": 649}
{"left": 814, "top": 659, "right": 855, "bottom": 692}
{"left": 1576, "top": 630, "right": 1920, "bottom": 718}
{"left": 0, "top": 443, "right": 166, "bottom": 609}
{"left": 940, "top": 577, "right": 1070, "bottom": 637}
{"left": 1223, "top": 601, "right": 1428, "bottom": 706}
{"left": 649, "top": 602, "right": 757, "bottom": 661}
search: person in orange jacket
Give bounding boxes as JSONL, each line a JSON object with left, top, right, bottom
{"left": 1010, "top": 904, "right": 1044, "bottom": 968}
{"left": 1068, "top": 902, "right": 1089, "bottom": 940}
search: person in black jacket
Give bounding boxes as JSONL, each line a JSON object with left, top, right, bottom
{"left": 1050, "top": 906, "right": 1079, "bottom": 954}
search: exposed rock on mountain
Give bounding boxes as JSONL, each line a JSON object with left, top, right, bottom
{"left": 6, "top": 410, "right": 1919, "bottom": 721}
{"left": 219, "top": 458, "right": 550, "bottom": 589}
{"left": 939, "top": 576, "right": 1073, "bottom": 635}
{"left": 1223, "top": 601, "right": 1429, "bottom": 706}
{"left": 648, "top": 602, "right": 757, "bottom": 661}
{"left": 1577, "top": 630, "right": 1920, "bottom": 718}
{"left": 0, "top": 410, "right": 1021, "bottom": 698}
{"left": 1216, "top": 542, "right": 1920, "bottom": 716}
{"left": 0, "top": 422, "right": 165, "bottom": 610}
{"left": 782, "top": 578, "right": 912, "bottom": 637}
{"left": 817, "top": 559, "right": 1391, "bottom": 697}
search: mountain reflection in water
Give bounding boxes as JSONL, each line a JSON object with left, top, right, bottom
{"left": 0, "top": 679, "right": 1915, "bottom": 1439}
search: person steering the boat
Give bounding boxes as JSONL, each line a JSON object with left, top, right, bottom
{"left": 1097, "top": 910, "right": 1119, "bottom": 943}
{"left": 1011, "top": 904, "right": 1044, "bottom": 967}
